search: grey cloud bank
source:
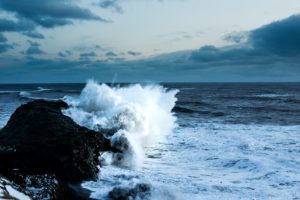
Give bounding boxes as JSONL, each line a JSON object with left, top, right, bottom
{"left": 186, "top": 15, "right": 300, "bottom": 81}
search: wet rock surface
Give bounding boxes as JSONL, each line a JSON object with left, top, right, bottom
{"left": 0, "top": 100, "right": 112, "bottom": 199}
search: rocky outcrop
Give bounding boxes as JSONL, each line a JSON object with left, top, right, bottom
{"left": 0, "top": 100, "right": 111, "bottom": 199}
{"left": 108, "top": 183, "right": 151, "bottom": 200}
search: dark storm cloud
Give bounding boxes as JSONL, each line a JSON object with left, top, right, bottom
{"left": 128, "top": 51, "right": 141, "bottom": 56}
{"left": 249, "top": 14, "right": 300, "bottom": 56}
{"left": 0, "top": 18, "right": 38, "bottom": 49}
{"left": 0, "top": 0, "right": 110, "bottom": 55}
{"left": 190, "top": 45, "right": 271, "bottom": 66}
{"left": 24, "top": 40, "right": 44, "bottom": 55}
{"left": 191, "top": 14, "right": 300, "bottom": 66}
{"left": 0, "top": 18, "right": 35, "bottom": 32}
{"left": 0, "top": 0, "right": 109, "bottom": 28}
{"left": 98, "top": 0, "right": 123, "bottom": 14}
{"left": 0, "top": 0, "right": 109, "bottom": 46}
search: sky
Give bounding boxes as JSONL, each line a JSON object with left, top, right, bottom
{"left": 0, "top": 0, "right": 300, "bottom": 83}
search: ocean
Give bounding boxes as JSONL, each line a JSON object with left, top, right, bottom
{"left": 0, "top": 82, "right": 299, "bottom": 199}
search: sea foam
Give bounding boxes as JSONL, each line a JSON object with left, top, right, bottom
{"left": 63, "top": 80, "right": 178, "bottom": 167}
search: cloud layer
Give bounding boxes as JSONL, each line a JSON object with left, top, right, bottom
{"left": 0, "top": 13, "right": 300, "bottom": 82}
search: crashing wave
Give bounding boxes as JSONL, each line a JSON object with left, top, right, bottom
{"left": 63, "top": 80, "right": 178, "bottom": 168}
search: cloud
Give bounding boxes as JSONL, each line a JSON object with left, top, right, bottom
{"left": 0, "top": 18, "right": 35, "bottom": 32}
{"left": 0, "top": 19, "right": 42, "bottom": 51}
{"left": 0, "top": 43, "right": 13, "bottom": 53}
{"left": 24, "top": 40, "right": 44, "bottom": 55}
{"left": 58, "top": 52, "right": 66, "bottom": 58}
{"left": 0, "top": 0, "right": 110, "bottom": 45}
{"left": 65, "top": 50, "right": 72, "bottom": 56}
{"left": 191, "top": 15, "right": 300, "bottom": 66}
{"left": 80, "top": 51, "right": 97, "bottom": 57}
{"left": 1, "top": 14, "right": 300, "bottom": 82}
{"left": 22, "top": 31, "right": 45, "bottom": 39}
{"left": 0, "top": 0, "right": 109, "bottom": 28}
{"left": 249, "top": 14, "right": 300, "bottom": 56}
{"left": 128, "top": 50, "right": 141, "bottom": 56}
{"left": 0, "top": 33, "right": 7, "bottom": 42}
{"left": 98, "top": 0, "right": 123, "bottom": 14}
{"left": 105, "top": 51, "right": 118, "bottom": 57}
{"left": 223, "top": 31, "right": 248, "bottom": 44}
{"left": 0, "top": 33, "right": 13, "bottom": 53}
{"left": 58, "top": 50, "right": 72, "bottom": 58}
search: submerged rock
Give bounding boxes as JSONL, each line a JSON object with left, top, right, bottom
{"left": 108, "top": 183, "right": 151, "bottom": 200}
{"left": 0, "top": 100, "right": 112, "bottom": 199}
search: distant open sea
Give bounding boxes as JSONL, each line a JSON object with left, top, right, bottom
{"left": 0, "top": 82, "right": 300, "bottom": 199}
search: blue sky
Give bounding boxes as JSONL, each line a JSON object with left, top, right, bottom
{"left": 0, "top": 0, "right": 300, "bottom": 83}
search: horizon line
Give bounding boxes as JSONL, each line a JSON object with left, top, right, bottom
{"left": 0, "top": 81, "right": 299, "bottom": 85}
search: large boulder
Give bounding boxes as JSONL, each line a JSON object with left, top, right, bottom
{"left": 0, "top": 100, "right": 110, "bottom": 183}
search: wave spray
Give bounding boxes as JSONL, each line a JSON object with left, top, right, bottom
{"left": 63, "top": 80, "right": 178, "bottom": 167}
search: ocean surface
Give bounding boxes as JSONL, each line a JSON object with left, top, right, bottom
{"left": 0, "top": 82, "right": 300, "bottom": 200}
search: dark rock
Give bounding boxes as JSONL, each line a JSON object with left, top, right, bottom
{"left": 99, "top": 128, "right": 119, "bottom": 138}
{"left": 0, "top": 173, "right": 92, "bottom": 200}
{"left": 108, "top": 183, "right": 151, "bottom": 200}
{"left": 0, "top": 100, "right": 111, "bottom": 183}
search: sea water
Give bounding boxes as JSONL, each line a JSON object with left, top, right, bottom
{"left": 0, "top": 82, "right": 299, "bottom": 199}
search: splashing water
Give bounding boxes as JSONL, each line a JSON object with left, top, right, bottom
{"left": 63, "top": 80, "right": 178, "bottom": 167}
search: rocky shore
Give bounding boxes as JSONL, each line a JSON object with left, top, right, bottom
{"left": 0, "top": 100, "right": 111, "bottom": 199}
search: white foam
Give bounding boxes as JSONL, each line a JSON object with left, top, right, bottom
{"left": 36, "top": 86, "right": 51, "bottom": 92}
{"left": 63, "top": 80, "right": 178, "bottom": 167}
{"left": 5, "top": 185, "right": 31, "bottom": 200}
{"left": 18, "top": 91, "right": 42, "bottom": 100}
{"left": 19, "top": 91, "right": 32, "bottom": 98}
{"left": 255, "top": 94, "right": 291, "bottom": 98}
{"left": 0, "top": 90, "right": 19, "bottom": 94}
